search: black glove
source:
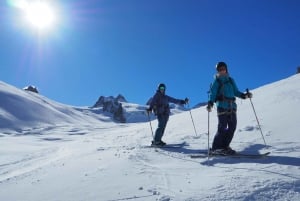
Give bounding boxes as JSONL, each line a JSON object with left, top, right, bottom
{"left": 241, "top": 92, "right": 253, "bottom": 99}
{"left": 180, "top": 98, "right": 189, "bottom": 105}
{"left": 246, "top": 92, "right": 253, "bottom": 98}
{"left": 206, "top": 101, "right": 213, "bottom": 112}
{"left": 146, "top": 107, "right": 152, "bottom": 113}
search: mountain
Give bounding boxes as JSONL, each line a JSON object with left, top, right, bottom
{"left": 92, "top": 94, "right": 127, "bottom": 123}
{"left": 0, "top": 81, "right": 106, "bottom": 133}
{"left": 0, "top": 75, "right": 299, "bottom": 201}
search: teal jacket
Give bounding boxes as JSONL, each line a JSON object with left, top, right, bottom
{"left": 209, "top": 74, "right": 244, "bottom": 109}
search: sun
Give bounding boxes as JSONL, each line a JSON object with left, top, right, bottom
{"left": 25, "top": 1, "right": 55, "bottom": 30}
{"left": 22, "top": 1, "right": 57, "bottom": 31}
{"left": 7, "top": 0, "right": 59, "bottom": 32}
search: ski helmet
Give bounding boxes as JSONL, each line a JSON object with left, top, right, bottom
{"left": 216, "top": 61, "right": 227, "bottom": 72}
{"left": 158, "top": 83, "right": 166, "bottom": 90}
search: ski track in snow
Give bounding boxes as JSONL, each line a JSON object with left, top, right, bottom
{"left": 0, "top": 146, "right": 71, "bottom": 183}
{"left": 0, "top": 124, "right": 299, "bottom": 201}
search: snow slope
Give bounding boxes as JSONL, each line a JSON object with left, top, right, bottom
{"left": 0, "top": 75, "right": 299, "bottom": 201}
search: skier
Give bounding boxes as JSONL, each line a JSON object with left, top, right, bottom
{"left": 206, "top": 62, "right": 252, "bottom": 155}
{"left": 147, "top": 83, "right": 188, "bottom": 146}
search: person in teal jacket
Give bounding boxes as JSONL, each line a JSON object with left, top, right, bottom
{"left": 206, "top": 62, "right": 252, "bottom": 155}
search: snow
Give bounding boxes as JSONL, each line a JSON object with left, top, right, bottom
{"left": 0, "top": 75, "right": 300, "bottom": 201}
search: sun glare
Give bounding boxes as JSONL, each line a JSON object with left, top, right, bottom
{"left": 24, "top": 1, "right": 56, "bottom": 30}
{"left": 10, "top": 0, "right": 58, "bottom": 32}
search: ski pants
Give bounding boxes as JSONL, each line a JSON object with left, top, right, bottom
{"left": 154, "top": 114, "right": 169, "bottom": 142}
{"left": 212, "top": 107, "right": 237, "bottom": 150}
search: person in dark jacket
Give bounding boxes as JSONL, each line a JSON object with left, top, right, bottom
{"left": 206, "top": 62, "right": 252, "bottom": 155}
{"left": 147, "top": 83, "right": 188, "bottom": 146}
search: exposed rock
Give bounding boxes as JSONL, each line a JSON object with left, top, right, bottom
{"left": 23, "top": 85, "right": 39, "bottom": 93}
{"left": 93, "top": 94, "right": 126, "bottom": 123}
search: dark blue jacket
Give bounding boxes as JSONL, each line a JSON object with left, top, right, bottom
{"left": 149, "top": 91, "right": 182, "bottom": 115}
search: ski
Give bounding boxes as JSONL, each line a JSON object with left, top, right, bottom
{"left": 190, "top": 151, "right": 270, "bottom": 159}
{"left": 143, "top": 142, "right": 188, "bottom": 149}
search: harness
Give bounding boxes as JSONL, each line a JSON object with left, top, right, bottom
{"left": 217, "top": 108, "right": 236, "bottom": 116}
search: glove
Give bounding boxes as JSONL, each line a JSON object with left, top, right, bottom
{"left": 180, "top": 97, "right": 189, "bottom": 105}
{"left": 241, "top": 92, "right": 253, "bottom": 99}
{"left": 246, "top": 92, "right": 253, "bottom": 98}
{"left": 146, "top": 107, "right": 152, "bottom": 113}
{"left": 184, "top": 97, "right": 189, "bottom": 104}
{"left": 206, "top": 101, "right": 213, "bottom": 112}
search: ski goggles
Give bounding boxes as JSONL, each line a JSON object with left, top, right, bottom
{"left": 159, "top": 86, "right": 165, "bottom": 90}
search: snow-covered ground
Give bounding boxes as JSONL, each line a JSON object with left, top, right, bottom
{"left": 0, "top": 75, "right": 299, "bottom": 201}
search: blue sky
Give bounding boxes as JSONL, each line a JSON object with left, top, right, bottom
{"left": 1, "top": 0, "right": 300, "bottom": 107}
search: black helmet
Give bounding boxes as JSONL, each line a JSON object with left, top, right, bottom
{"left": 216, "top": 61, "right": 227, "bottom": 71}
{"left": 158, "top": 83, "right": 166, "bottom": 90}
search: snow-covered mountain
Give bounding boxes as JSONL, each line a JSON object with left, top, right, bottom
{"left": 0, "top": 75, "right": 299, "bottom": 201}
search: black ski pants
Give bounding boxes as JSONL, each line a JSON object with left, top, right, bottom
{"left": 212, "top": 108, "right": 237, "bottom": 150}
{"left": 154, "top": 114, "right": 169, "bottom": 142}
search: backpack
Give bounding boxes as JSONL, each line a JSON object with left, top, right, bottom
{"left": 215, "top": 77, "right": 233, "bottom": 102}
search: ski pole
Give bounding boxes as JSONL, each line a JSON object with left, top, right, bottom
{"left": 246, "top": 89, "right": 267, "bottom": 147}
{"left": 207, "top": 84, "right": 212, "bottom": 160}
{"left": 187, "top": 102, "right": 198, "bottom": 137}
{"left": 146, "top": 111, "right": 154, "bottom": 138}
{"left": 207, "top": 109, "right": 210, "bottom": 160}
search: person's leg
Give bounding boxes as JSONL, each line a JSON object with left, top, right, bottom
{"left": 212, "top": 110, "right": 228, "bottom": 150}
{"left": 225, "top": 111, "right": 237, "bottom": 148}
{"left": 154, "top": 115, "right": 169, "bottom": 142}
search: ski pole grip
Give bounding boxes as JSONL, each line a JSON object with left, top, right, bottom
{"left": 246, "top": 88, "right": 249, "bottom": 93}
